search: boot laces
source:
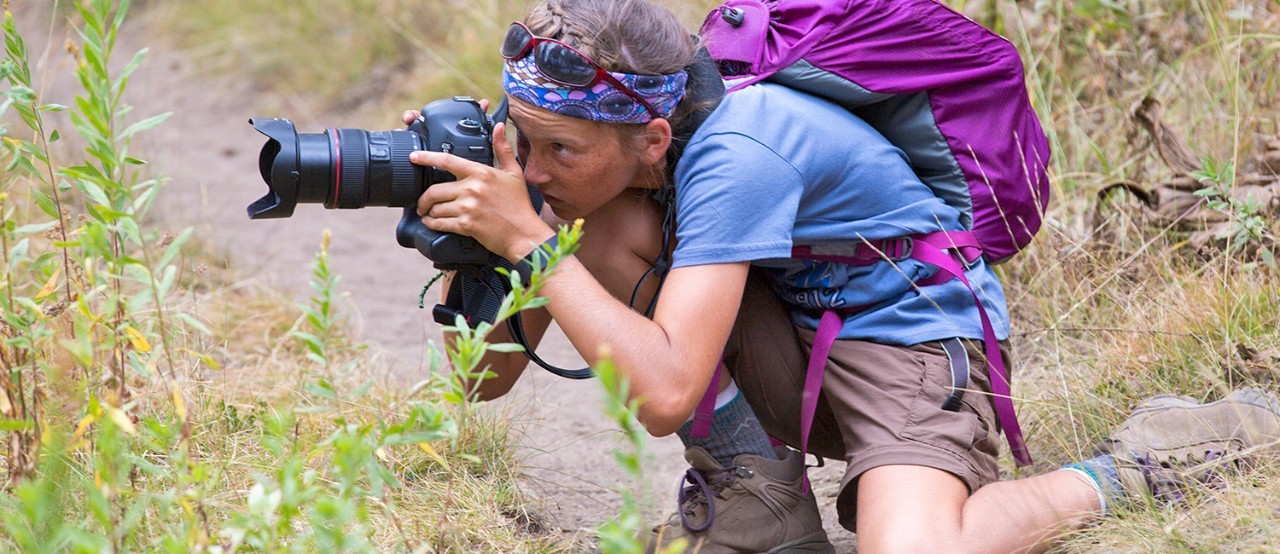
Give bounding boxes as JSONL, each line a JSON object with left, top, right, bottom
{"left": 676, "top": 465, "right": 749, "bottom": 532}
{"left": 1133, "top": 448, "right": 1228, "bottom": 502}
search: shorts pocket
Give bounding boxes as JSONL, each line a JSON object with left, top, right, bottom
{"left": 901, "top": 343, "right": 984, "bottom": 457}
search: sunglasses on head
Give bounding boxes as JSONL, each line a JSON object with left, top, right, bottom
{"left": 500, "top": 22, "right": 662, "bottom": 119}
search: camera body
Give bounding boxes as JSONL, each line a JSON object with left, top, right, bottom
{"left": 248, "top": 96, "right": 510, "bottom": 268}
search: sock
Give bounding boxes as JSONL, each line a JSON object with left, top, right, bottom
{"left": 676, "top": 380, "right": 777, "bottom": 466}
{"left": 1062, "top": 454, "right": 1124, "bottom": 515}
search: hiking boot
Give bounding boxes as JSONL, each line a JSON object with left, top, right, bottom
{"left": 1099, "top": 387, "right": 1280, "bottom": 503}
{"left": 646, "top": 446, "right": 833, "bottom": 554}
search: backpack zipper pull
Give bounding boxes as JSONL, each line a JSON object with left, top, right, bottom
{"left": 721, "top": 6, "right": 745, "bottom": 28}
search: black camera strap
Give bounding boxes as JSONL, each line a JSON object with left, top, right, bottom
{"left": 442, "top": 265, "right": 594, "bottom": 380}
{"left": 507, "top": 310, "right": 593, "bottom": 379}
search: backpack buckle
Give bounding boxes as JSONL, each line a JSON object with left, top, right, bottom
{"left": 881, "top": 237, "right": 914, "bottom": 261}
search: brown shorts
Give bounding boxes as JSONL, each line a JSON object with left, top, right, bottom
{"left": 723, "top": 271, "right": 1004, "bottom": 531}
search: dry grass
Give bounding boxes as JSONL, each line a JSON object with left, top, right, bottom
{"left": 137, "top": 0, "right": 531, "bottom": 120}
{"left": 996, "top": 1, "right": 1280, "bottom": 550}
{"left": 163, "top": 275, "right": 575, "bottom": 552}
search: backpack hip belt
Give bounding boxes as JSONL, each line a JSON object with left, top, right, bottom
{"left": 793, "top": 230, "right": 1032, "bottom": 487}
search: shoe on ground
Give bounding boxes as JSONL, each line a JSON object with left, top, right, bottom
{"left": 1100, "top": 387, "right": 1280, "bottom": 502}
{"left": 646, "top": 446, "right": 834, "bottom": 554}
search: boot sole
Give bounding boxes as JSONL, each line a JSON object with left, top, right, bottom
{"left": 1224, "top": 387, "right": 1280, "bottom": 416}
{"left": 766, "top": 534, "right": 836, "bottom": 554}
{"left": 1128, "top": 388, "right": 1280, "bottom": 417}
{"left": 1130, "top": 394, "right": 1199, "bottom": 413}
{"left": 1100, "top": 388, "right": 1280, "bottom": 457}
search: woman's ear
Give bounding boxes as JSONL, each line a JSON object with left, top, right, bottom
{"left": 639, "top": 117, "right": 673, "bottom": 166}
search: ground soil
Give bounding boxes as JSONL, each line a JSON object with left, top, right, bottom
{"left": 22, "top": 9, "right": 855, "bottom": 550}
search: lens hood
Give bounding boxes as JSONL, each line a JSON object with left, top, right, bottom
{"left": 248, "top": 117, "right": 301, "bottom": 219}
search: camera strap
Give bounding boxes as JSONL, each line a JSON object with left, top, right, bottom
{"left": 440, "top": 263, "right": 594, "bottom": 380}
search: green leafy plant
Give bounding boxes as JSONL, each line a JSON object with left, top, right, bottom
{"left": 290, "top": 228, "right": 366, "bottom": 379}
{"left": 1192, "top": 156, "right": 1269, "bottom": 253}
{"left": 2, "top": 0, "right": 222, "bottom": 546}
{"left": 594, "top": 356, "right": 685, "bottom": 554}
{"left": 439, "top": 221, "right": 583, "bottom": 416}
{"left": 1, "top": 1, "right": 634, "bottom": 551}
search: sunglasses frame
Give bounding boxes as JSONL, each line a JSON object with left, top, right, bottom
{"left": 501, "top": 22, "right": 663, "bottom": 120}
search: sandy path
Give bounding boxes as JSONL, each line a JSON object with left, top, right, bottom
{"left": 23, "top": 8, "right": 853, "bottom": 548}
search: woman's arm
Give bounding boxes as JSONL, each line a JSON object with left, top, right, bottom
{"left": 537, "top": 257, "right": 750, "bottom": 436}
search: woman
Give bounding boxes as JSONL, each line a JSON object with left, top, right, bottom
{"left": 410, "top": 1, "right": 1280, "bottom": 552}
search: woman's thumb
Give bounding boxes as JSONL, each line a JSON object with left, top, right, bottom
{"left": 492, "top": 122, "right": 520, "bottom": 174}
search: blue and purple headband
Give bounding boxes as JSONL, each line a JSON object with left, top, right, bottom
{"left": 502, "top": 55, "right": 688, "bottom": 124}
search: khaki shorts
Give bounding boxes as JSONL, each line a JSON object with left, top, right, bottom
{"left": 723, "top": 271, "right": 1004, "bottom": 531}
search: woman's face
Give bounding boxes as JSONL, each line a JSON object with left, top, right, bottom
{"left": 508, "top": 99, "right": 657, "bottom": 221}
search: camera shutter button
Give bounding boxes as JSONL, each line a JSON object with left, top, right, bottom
{"left": 456, "top": 118, "right": 483, "bottom": 136}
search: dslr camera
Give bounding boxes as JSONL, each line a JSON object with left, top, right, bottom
{"left": 248, "top": 96, "right": 518, "bottom": 269}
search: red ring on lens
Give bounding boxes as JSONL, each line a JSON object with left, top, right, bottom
{"left": 331, "top": 129, "right": 342, "bottom": 207}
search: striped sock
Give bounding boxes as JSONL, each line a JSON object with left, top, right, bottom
{"left": 1063, "top": 454, "right": 1124, "bottom": 515}
{"left": 676, "top": 381, "right": 777, "bottom": 466}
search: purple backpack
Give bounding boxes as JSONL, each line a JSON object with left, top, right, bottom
{"left": 696, "top": 0, "right": 1051, "bottom": 467}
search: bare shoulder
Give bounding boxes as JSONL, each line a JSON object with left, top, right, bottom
{"left": 579, "top": 189, "right": 665, "bottom": 263}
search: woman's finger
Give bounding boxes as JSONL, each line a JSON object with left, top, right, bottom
{"left": 409, "top": 150, "right": 487, "bottom": 180}
{"left": 491, "top": 123, "right": 521, "bottom": 177}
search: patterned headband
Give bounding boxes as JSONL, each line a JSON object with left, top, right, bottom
{"left": 502, "top": 55, "right": 687, "bottom": 124}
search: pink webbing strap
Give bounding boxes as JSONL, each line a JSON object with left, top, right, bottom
{"left": 689, "top": 360, "right": 723, "bottom": 439}
{"left": 911, "top": 232, "right": 1032, "bottom": 466}
{"left": 800, "top": 309, "right": 844, "bottom": 494}
{"left": 792, "top": 231, "right": 1032, "bottom": 467}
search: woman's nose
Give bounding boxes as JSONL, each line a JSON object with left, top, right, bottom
{"left": 521, "top": 155, "right": 551, "bottom": 187}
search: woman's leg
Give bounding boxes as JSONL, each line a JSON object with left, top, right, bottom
{"left": 837, "top": 343, "right": 1280, "bottom": 553}
{"left": 857, "top": 465, "right": 1099, "bottom": 554}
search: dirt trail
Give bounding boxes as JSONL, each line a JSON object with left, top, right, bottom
{"left": 29, "top": 9, "right": 852, "bottom": 548}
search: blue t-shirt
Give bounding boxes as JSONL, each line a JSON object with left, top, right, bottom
{"left": 671, "top": 83, "right": 1009, "bottom": 345}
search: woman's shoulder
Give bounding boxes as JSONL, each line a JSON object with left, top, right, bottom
{"left": 678, "top": 83, "right": 906, "bottom": 182}
{"left": 695, "top": 83, "right": 892, "bottom": 149}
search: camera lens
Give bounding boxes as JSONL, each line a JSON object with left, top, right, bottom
{"left": 249, "top": 98, "right": 493, "bottom": 221}
{"left": 328, "top": 129, "right": 425, "bottom": 209}
{"left": 248, "top": 118, "right": 427, "bottom": 219}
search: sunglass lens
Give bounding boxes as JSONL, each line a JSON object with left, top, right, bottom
{"left": 535, "top": 42, "right": 598, "bottom": 86}
{"left": 501, "top": 23, "right": 532, "bottom": 59}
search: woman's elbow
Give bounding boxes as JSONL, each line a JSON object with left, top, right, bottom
{"left": 637, "top": 395, "right": 697, "bottom": 437}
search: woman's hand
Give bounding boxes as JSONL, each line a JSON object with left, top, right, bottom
{"left": 411, "top": 121, "right": 553, "bottom": 262}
